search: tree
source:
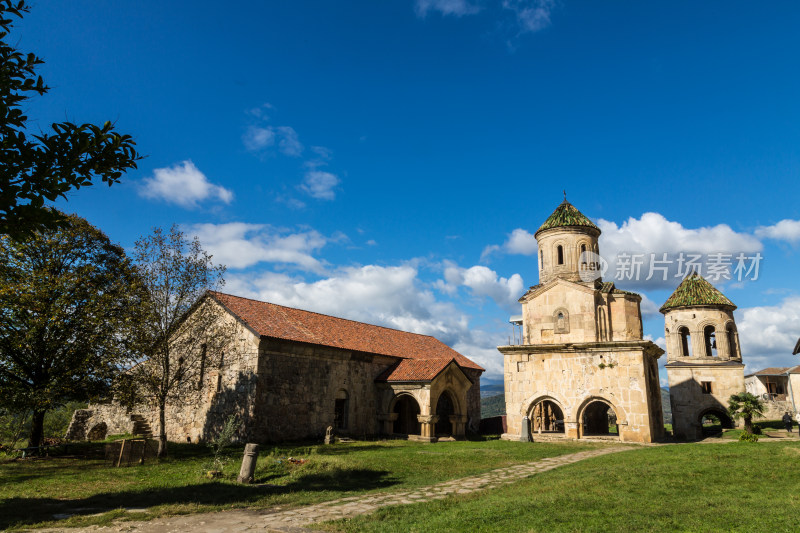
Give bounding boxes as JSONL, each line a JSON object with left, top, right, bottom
{"left": 122, "top": 226, "right": 231, "bottom": 458}
{"left": 728, "top": 392, "right": 765, "bottom": 434}
{"left": 0, "top": 1, "right": 141, "bottom": 240}
{"left": 0, "top": 215, "right": 140, "bottom": 447}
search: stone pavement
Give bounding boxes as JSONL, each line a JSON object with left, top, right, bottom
{"left": 36, "top": 446, "right": 630, "bottom": 533}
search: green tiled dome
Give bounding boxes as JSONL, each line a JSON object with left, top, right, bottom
{"left": 535, "top": 200, "right": 600, "bottom": 236}
{"left": 659, "top": 273, "right": 736, "bottom": 313}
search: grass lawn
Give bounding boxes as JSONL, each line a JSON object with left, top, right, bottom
{"left": 318, "top": 441, "right": 800, "bottom": 533}
{"left": 0, "top": 437, "right": 594, "bottom": 530}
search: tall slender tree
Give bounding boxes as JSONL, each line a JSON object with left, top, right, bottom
{"left": 122, "top": 226, "right": 231, "bottom": 458}
{"left": 0, "top": 215, "right": 139, "bottom": 447}
{"left": 0, "top": 0, "right": 141, "bottom": 240}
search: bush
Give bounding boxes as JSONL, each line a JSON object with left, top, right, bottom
{"left": 739, "top": 432, "right": 759, "bottom": 442}
{"left": 751, "top": 424, "right": 762, "bottom": 435}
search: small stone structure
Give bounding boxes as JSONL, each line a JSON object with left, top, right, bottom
{"left": 745, "top": 366, "right": 800, "bottom": 420}
{"left": 500, "top": 200, "right": 664, "bottom": 443}
{"left": 661, "top": 273, "right": 747, "bottom": 440}
{"left": 71, "top": 293, "right": 483, "bottom": 444}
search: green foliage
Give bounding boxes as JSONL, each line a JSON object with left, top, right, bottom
{"left": 208, "top": 415, "right": 240, "bottom": 472}
{"left": 752, "top": 423, "right": 762, "bottom": 435}
{"left": 0, "top": 0, "right": 141, "bottom": 240}
{"left": 480, "top": 394, "right": 506, "bottom": 418}
{"left": 0, "top": 215, "right": 140, "bottom": 446}
{"left": 739, "top": 431, "right": 759, "bottom": 442}
{"left": 728, "top": 392, "right": 766, "bottom": 434}
{"left": 0, "top": 402, "right": 86, "bottom": 448}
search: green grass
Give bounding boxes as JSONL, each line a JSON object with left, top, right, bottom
{"left": 0, "top": 437, "right": 594, "bottom": 530}
{"left": 318, "top": 441, "right": 800, "bottom": 533}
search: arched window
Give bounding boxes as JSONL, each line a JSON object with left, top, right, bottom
{"left": 679, "top": 327, "right": 692, "bottom": 357}
{"left": 557, "top": 245, "right": 564, "bottom": 265}
{"left": 539, "top": 249, "right": 544, "bottom": 270}
{"left": 580, "top": 244, "right": 587, "bottom": 267}
{"left": 198, "top": 343, "right": 207, "bottom": 390}
{"left": 727, "top": 325, "right": 738, "bottom": 358}
{"left": 704, "top": 326, "right": 717, "bottom": 357}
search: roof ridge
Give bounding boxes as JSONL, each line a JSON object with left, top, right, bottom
{"left": 209, "top": 290, "right": 441, "bottom": 340}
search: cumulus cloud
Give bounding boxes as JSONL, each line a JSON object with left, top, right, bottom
{"left": 243, "top": 125, "right": 303, "bottom": 157}
{"left": 188, "top": 223, "right": 329, "bottom": 273}
{"left": 300, "top": 171, "right": 340, "bottom": 200}
{"left": 502, "top": 0, "right": 555, "bottom": 33}
{"left": 736, "top": 296, "right": 800, "bottom": 372}
{"left": 481, "top": 228, "right": 538, "bottom": 261}
{"left": 415, "top": 0, "right": 482, "bottom": 17}
{"left": 597, "top": 212, "right": 763, "bottom": 289}
{"left": 139, "top": 160, "right": 233, "bottom": 208}
{"left": 440, "top": 262, "right": 524, "bottom": 312}
{"left": 755, "top": 219, "right": 800, "bottom": 244}
{"left": 226, "top": 263, "right": 505, "bottom": 375}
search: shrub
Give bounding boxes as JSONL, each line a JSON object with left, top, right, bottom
{"left": 751, "top": 424, "right": 762, "bottom": 435}
{"left": 739, "top": 432, "right": 759, "bottom": 442}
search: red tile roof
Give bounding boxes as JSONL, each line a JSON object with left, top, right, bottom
{"left": 208, "top": 292, "right": 484, "bottom": 376}
{"left": 751, "top": 367, "right": 791, "bottom": 376}
{"left": 376, "top": 358, "right": 457, "bottom": 382}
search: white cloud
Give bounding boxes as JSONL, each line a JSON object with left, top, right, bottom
{"left": 736, "top": 296, "right": 800, "bottom": 372}
{"left": 597, "top": 212, "right": 763, "bottom": 289}
{"left": 755, "top": 219, "right": 800, "bottom": 244}
{"left": 415, "top": 0, "right": 482, "bottom": 18}
{"left": 243, "top": 125, "right": 303, "bottom": 157}
{"left": 188, "top": 223, "right": 329, "bottom": 273}
{"left": 226, "top": 263, "right": 505, "bottom": 376}
{"left": 139, "top": 160, "right": 233, "bottom": 209}
{"left": 300, "top": 171, "right": 340, "bottom": 200}
{"left": 481, "top": 228, "right": 538, "bottom": 261}
{"left": 440, "top": 262, "right": 524, "bottom": 312}
{"left": 502, "top": 0, "right": 555, "bottom": 33}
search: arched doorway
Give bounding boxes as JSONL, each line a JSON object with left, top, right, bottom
{"left": 529, "top": 399, "right": 565, "bottom": 434}
{"left": 434, "top": 391, "right": 455, "bottom": 436}
{"left": 699, "top": 408, "right": 734, "bottom": 437}
{"left": 581, "top": 400, "right": 618, "bottom": 437}
{"left": 392, "top": 395, "right": 421, "bottom": 435}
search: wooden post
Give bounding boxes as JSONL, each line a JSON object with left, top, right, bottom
{"left": 116, "top": 439, "right": 126, "bottom": 467}
{"left": 237, "top": 443, "right": 260, "bottom": 484}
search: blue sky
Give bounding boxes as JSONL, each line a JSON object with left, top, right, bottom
{"left": 19, "top": 1, "right": 800, "bottom": 381}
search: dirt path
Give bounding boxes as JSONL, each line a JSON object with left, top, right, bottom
{"left": 33, "top": 446, "right": 631, "bottom": 533}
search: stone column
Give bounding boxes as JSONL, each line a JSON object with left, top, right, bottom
{"left": 237, "top": 443, "right": 259, "bottom": 484}
{"left": 377, "top": 412, "right": 398, "bottom": 435}
{"left": 413, "top": 414, "right": 439, "bottom": 442}
{"left": 449, "top": 414, "right": 467, "bottom": 439}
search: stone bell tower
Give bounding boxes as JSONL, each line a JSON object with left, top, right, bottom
{"left": 661, "top": 273, "right": 745, "bottom": 440}
{"left": 499, "top": 198, "right": 664, "bottom": 444}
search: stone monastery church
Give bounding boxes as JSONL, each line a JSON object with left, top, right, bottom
{"left": 499, "top": 199, "right": 746, "bottom": 443}
{"left": 70, "top": 292, "right": 484, "bottom": 444}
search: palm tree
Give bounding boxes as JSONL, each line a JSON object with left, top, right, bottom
{"left": 728, "top": 393, "right": 766, "bottom": 434}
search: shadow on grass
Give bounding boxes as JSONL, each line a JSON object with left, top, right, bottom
{"left": 0, "top": 467, "right": 396, "bottom": 530}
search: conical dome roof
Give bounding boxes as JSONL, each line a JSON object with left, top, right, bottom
{"left": 659, "top": 272, "right": 736, "bottom": 313}
{"left": 535, "top": 200, "right": 600, "bottom": 237}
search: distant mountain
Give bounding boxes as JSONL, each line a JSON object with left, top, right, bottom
{"left": 480, "top": 377, "right": 505, "bottom": 398}
{"left": 480, "top": 387, "right": 673, "bottom": 424}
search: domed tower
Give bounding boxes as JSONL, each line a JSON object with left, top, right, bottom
{"left": 661, "top": 273, "right": 745, "bottom": 440}
{"left": 534, "top": 198, "right": 601, "bottom": 285}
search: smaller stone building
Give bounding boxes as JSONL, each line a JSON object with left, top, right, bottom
{"left": 661, "top": 273, "right": 746, "bottom": 440}
{"left": 744, "top": 366, "right": 800, "bottom": 420}
{"left": 68, "top": 292, "right": 483, "bottom": 443}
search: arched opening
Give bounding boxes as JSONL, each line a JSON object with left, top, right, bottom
{"left": 699, "top": 409, "right": 734, "bottom": 437}
{"left": 581, "top": 401, "right": 618, "bottom": 437}
{"left": 726, "top": 325, "right": 738, "bottom": 358}
{"left": 557, "top": 245, "right": 564, "bottom": 265}
{"left": 704, "top": 325, "right": 717, "bottom": 357}
{"left": 597, "top": 307, "right": 608, "bottom": 341}
{"left": 392, "top": 395, "right": 421, "bottom": 435}
{"left": 530, "top": 399, "right": 565, "bottom": 434}
{"left": 539, "top": 250, "right": 544, "bottom": 270}
{"left": 679, "top": 327, "right": 692, "bottom": 357}
{"left": 434, "top": 391, "right": 455, "bottom": 436}
{"left": 334, "top": 389, "right": 349, "bottom": 430}
{"left": 580, "top": 244, "right": 587, "bottom": 267}
{"left": 87, "top": 422, "right": 107, "bottom": 441}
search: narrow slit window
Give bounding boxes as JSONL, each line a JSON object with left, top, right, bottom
{"left": 557, "top": 245, "right": 564, "bottom": 265}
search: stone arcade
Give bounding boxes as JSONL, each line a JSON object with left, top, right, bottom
{"left": 68, "top": 292, "right": 483, "bottom": 443}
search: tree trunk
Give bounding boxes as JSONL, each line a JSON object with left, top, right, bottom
{"left": 27, "top": 410, "right": 46, "bottom": 449}
{"left": 157, "top": 400, "right": 168, "bottom": 458}
{"left": 744, "top": 415, "right": 753, "bottom": 434}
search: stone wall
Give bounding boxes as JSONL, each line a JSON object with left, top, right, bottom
{"left": 500, "top": 341, "right": 664, "bottom": 443}
{"left": 463, "top": 367, "right": 482, "bottom": 431}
